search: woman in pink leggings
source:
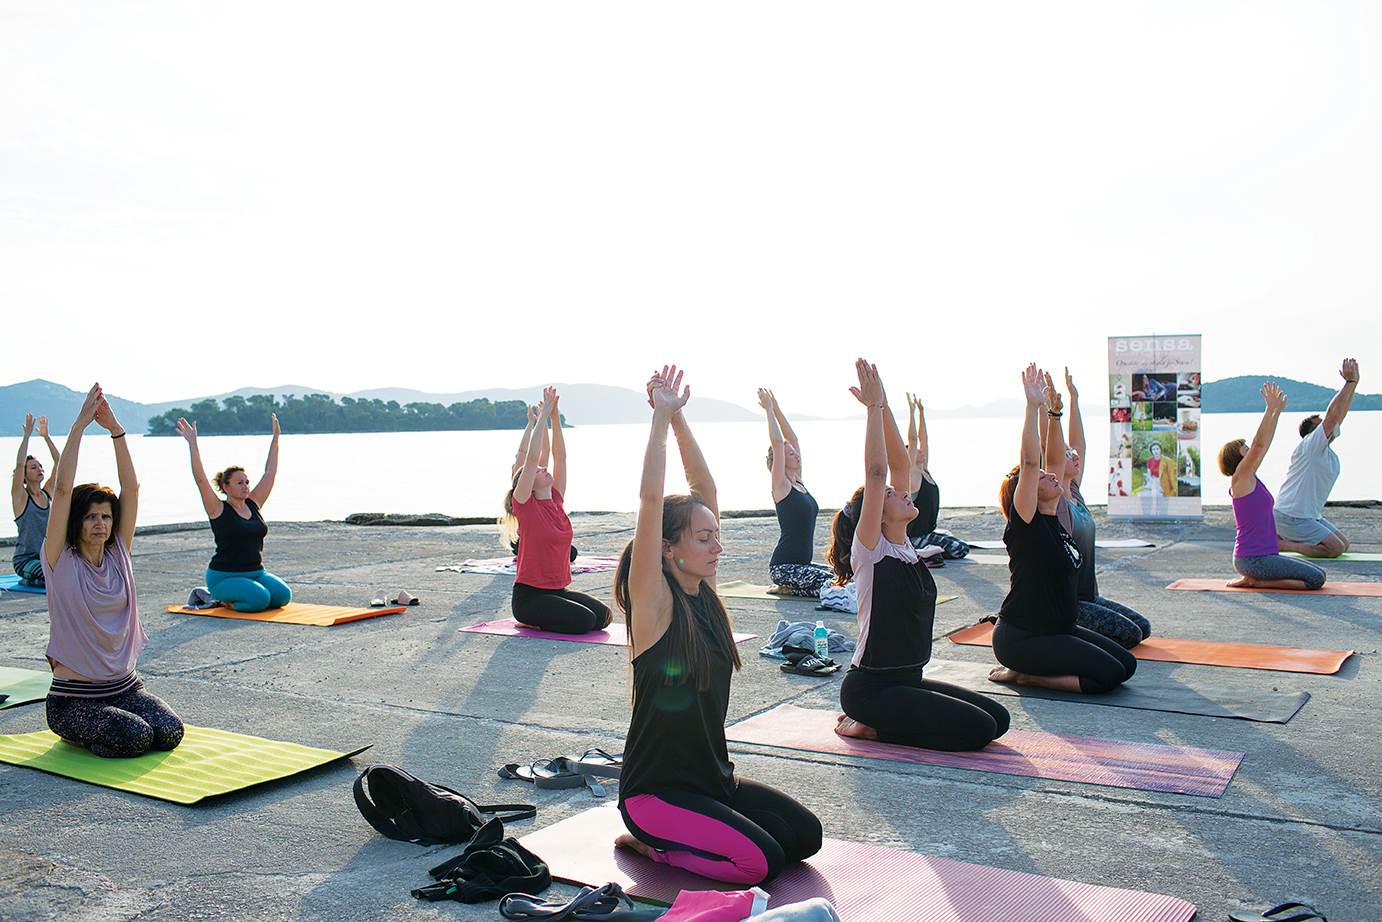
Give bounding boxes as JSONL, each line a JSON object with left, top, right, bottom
{"left": 612, "top": 365, "right": 822, "bottom": 885}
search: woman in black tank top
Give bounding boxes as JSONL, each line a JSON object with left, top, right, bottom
{"left": 757, "top": 388, "right": 832, "bottom": 597}
{"left": 828, "top": 361, "right": 1009, "bottom": 751}
{"left": 903, "top": 392, "right": 967, "bottom": 562}
{"left": 612, "top": 365, "right": 820, "bottom": 886}
{"left": 988, "top": 366, "right": 1135, "bottom": 695}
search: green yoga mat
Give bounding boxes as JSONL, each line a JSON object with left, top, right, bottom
{"left": 0, "top": 726, "right": 370, "bottom": 804}
{"left": 1283, "top": 551, "right": 1382, "bottom": 562}
{"left": 0, "top": 666, "right": 52, "bottom": 710}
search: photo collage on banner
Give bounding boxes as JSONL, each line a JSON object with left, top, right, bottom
{"left": 1107, "top": 334, "right": 1203, "bottom": 519}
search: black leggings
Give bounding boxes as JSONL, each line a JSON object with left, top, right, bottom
{"left": 620, "top": 778, "right": 822, "bottom": 885}
{"left": 46, "top": 679, "right": 184, "bottom": 758}
{"left": 512, "top": 582, "right": 612, "bottom": 634}
{"left": 993, "top": 620, "right": 1136, "bottom": 693}
{"left": 840, "top": 667, "right": 1010, "bottom": 751}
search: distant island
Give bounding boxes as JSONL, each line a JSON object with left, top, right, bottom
{"left": 1200, "top": 376, "right": 1381, "bottom": 413}
{"left": 145, "top": 393, "right": 549, "bottom": 435}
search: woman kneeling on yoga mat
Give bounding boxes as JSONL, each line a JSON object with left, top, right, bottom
{"left": 1220, "top": 383, "right": 1326, "bottom": 591}
{"left": 831, "top": 360, "right": 1009, "bottom": 751}
{"left": 504, "top": 402, "right": 578, "bottom": 563}
{"left": 614, "top": 365, "right": 821, "bottom": 885}
{"left": 757, "top": 387, "right": 832, "bottom": 597}
{"left": 1048, "top": 369, "right": 1152, "bottom": 649}
{"left": 988, "top": 365, "right": 1136, "bottom": 695}
{"left": 42, "top": 385, "right": 183, "bottom": 758}
{"left": 507, "top": 387, "right": 610, "bottom": 634}
{"left": 177, "top": 413, "right": 291, "bottom": 613}
{"left": 12, "top": 412, "right": 60, "bottom": 588}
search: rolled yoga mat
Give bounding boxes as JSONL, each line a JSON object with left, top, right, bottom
{"left": 460, "top": 618, "right": 756, "bottom": 647}
{"left": 167, "top": 602, "right": 406, "bottom": 626}
{"left": 518, "top": 804, "right": 1198, "bottom": 922}
{"left": 0, "top": 574, "right": 45, "bottom": 594}
{"left": 725, "top": 704, "right": 1241, "bottom": 797}
{"left": 0, "top": 726, "right": 370, "bottom": 804}
{"left": 0, "top": 666, "right": 51, "bottom": 710}
{"left": 1167, "top": 577, "right": 1382, "bottom": 596}
{"left": 923, "top": 658, "right": 1309, "bottom": 723}
{"left": 947, "top": 621, "right": 1353, "bottom": 675}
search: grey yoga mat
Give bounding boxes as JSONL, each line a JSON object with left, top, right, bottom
{"left": 924, "top": 658, "right": 1309, "bottom": 723}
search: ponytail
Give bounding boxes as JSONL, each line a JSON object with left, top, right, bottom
{"left": 825, "top": 485, "right": 866, "bottom": 586}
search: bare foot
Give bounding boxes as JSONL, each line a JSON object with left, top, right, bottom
{"left": 1226, "top": 576, "right": 1257, "bottom": 588}
{"left": 615, "top": 833, "right": 653, "bottom": 858}
{"left": 834, "top": 716, "right": 879, "bottom": 740}
{"left": 988, "top": 665, "right": 1023, "bottom": 685}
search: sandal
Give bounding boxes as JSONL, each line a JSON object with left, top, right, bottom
{"left": 781, "top": 655, "right": 840, "bottom": 676}
{"left": 571, "top": 748, "right": 623, "bottom": 778}
{"left": 369, "top": 590, "right": 388, "bottom": 608}
{"left": 1229, "top": 901, "right": 1327, "bottom": 922}
{"left": 500, "top": 882, "right": 664, "bottom": 921}
{"left": 499, "top": 758, "right": 608, "bottom": 797}
{"left": 393, "top": 590, "right": 421, "bottom": 606}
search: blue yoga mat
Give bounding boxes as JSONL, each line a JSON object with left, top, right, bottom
{"left": 0, "top": 574, "right": 45, "bottom": 595}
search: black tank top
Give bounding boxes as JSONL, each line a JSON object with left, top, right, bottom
{"left": 998, "top": 511, "right": 1081, "bottom": 633}
{"left": 857, "top": 554, "right": 938, "bottom": 671}
{"left": 907, "top": 475, "right": 940, "bottom": 539}
{"left": 770, "top": 485, "right": 819, "bottom": 567}
{"left": 619, "top": 587, "right": 736, "bottom": 805}
{"left": 209, "top": 499, "right": 268, "bottom": 572}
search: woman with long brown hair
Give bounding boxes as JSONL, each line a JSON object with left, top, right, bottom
{"left": 613, "top": 365, "right": 821, "bottom": 885}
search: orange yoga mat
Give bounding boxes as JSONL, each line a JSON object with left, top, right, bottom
{"left": 1166, "top": 578, "right": 1382, "bottom": 597}
{"left": 947, "top": 622, "right": 1353, "bottom": 675}
{"left": 166, "top": 602, "right": 405, "bottom": 627}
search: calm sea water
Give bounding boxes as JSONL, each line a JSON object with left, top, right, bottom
{"left": 3, "top": 411, "right": 1376, "bottom": 540}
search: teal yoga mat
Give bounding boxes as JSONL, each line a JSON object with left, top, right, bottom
{"left": 0, "top": 574, "right": 44, "bottom": 594}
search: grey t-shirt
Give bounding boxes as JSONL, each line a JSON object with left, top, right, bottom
{"left": 1276, "top": 426, "right": 1340, "bottom": 520}
{"left": 13, "top": 490, "right": 51, "bottom": 569}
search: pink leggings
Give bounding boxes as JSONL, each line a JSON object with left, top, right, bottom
{"left": 619, "top": 779, "right": 821, "bottom": 885}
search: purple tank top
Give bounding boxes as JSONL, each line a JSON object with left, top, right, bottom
{"left": 1232, "top": 478, "right": 1279, "bottom": 558}
{"left": 40, "top": 535, "right": 147, "bottom": 680}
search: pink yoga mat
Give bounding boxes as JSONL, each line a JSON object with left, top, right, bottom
{"left": 519, "top": 805, "right": 1197, "bottom": 922}
{"left": 1167, "top": 578, "right": 1382, "bottom": 597}
{"left": 725, "top": 705, "right": 1240, "bottom": 797}
{"left": 460, "top": 618, "right": 756, "bottom": 647}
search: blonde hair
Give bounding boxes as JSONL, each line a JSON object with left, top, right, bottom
{"left": 213, "top": 466, "right": 246, "bottom": 495}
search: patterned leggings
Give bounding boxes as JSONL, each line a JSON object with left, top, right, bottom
{"left": 14, "top": 558, "right": 44, "bottom": 587}
{"left": 47, "top": 679, "right": 184, "bottom": 758}
{"left": 768, "top": 563, "right": 834, "bottom": 598}
{"left": 1076, "top": 596, "right": 1152, "bottom": 649}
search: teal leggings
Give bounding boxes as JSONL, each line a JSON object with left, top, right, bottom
{"left": 206, "top": 567, "right": 292, "bottom": 613}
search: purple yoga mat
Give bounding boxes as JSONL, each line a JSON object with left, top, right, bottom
{"left": 519, "top": 805, "right": 1197, "bottom": 922}
{"left": 725, "top": 705, "right": 1241, "bottom": 797}
{"left": 459, "top": 618, "right": 756, "bottom": 647}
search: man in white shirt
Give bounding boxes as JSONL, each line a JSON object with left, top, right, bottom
{"left": 1275, "top": 358, "right": 1360, "bottom": 558}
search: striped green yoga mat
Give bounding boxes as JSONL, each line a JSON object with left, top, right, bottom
{"left": 1283, "top": 551, "right": 1382, "bottom": 562}
{"left": 0, "top": 726, "right": 370, "bottom": 804}
{"left": 0, "top": 666, "right": 51, "bottom": 709}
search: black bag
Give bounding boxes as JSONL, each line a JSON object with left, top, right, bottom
{"left": 353, "top": 764, "right": 535, "bottom": 845}
{"left": 412, "top": 816, "right": 551, "bottom": 904}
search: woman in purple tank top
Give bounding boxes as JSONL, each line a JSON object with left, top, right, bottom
{"left": 1217, "top": 383, "right": 1326, "bottom": 591}
{"left": 40, "top": 384, "right": 184, "bottom": 758}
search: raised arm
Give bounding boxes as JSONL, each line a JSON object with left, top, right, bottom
{"left": 1013, "top": 365, "right": 1047, "bottom": 524}
{"left": 1042, "top": 372, "right": 1068, "bottom": 488}
{"left": 176, "top": 418, "right": 224, "bottom": 518}
{"left": 513, "top": 387, "right": 556, "bottom": 505}
{"left": 11, "top": 414, "right": 34, "bottom": 518}
{"left": 671, "top": 397, "right": 717, "bottom": 520}
{"left": 1322, "top": 358, "right": 1359, "bottom": 438}
{"left": 94, "top": 397, "right": 138, "bottom": 549}
{"left": 549, "top": 391, "right": 567, "bottom": 497}
{"left": 758, "top": 388, "right": 790, "bottom": 502}
{"left": 851, "top": 360, "right": 888, "bottom": 551}
{"left": 511, "top": 404, "right": 538, "bottom": 478}
{"left": 628, "top": 369, "right": 691, "bottom": 654}
{"left": 1064, "top": 368, "right": 1085, "bottom": 486}
{"left": 880, "top": 384, "right": 910, "bottom": 496}
{"left": 1231, "top": 383, "right": 1287, "bottom": 497}
{"left": 907, "top": 394, "right": 930, "bottom": 493}
{"left": 249, "top": 414, "right": 281, "bottom": 508}
{"left": 45, "top": 385, "right": 103, "bottom": 567}
{"left": 769, "top": 389, "right": 800, "bottom": 456}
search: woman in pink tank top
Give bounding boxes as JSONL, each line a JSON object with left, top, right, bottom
{"left": 40, "top": 384, "right": 184, "bottom": 758}
{"left": 1217, "top": 383, "right": 1326, "bottom": 592}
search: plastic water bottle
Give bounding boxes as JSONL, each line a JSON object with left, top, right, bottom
{"left": 813, "top": 620, "right": 829, "bottom": 660}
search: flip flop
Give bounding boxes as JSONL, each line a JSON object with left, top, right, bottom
{"left": 369, "top": 590, "right": 388, "bottom": 608}
{"left": 570, "top": 748, "right": 623, "bottom": 778}
{"left": 781, "top": 655, "right": 841, "bottom": 676}
{"left": 1229, "top": 901, "right": 1327, "bottom": 922}
{"left": 499, "top": 758, "right": 608, "bottom": 797}
{"left": 392, "top": 590, "right": 420, "bottom": 606}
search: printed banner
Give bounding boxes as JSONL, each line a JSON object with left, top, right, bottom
{"left": 1107, "top": 334, "right": 1203, "bottom": 519}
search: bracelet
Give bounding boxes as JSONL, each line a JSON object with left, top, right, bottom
{"left": 1047, "top": 410, "right": 1063, "bottom": 418}
{"left": 111, "top": 431, "right": 126, "bottom": 440}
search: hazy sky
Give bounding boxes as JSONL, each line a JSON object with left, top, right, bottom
{"left": 3, "top": 2, "right": 1379, "bottom": 416}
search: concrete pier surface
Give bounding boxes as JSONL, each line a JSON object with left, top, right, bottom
{"left": 2, "top": 506, "right": 1379, "bottom": 920}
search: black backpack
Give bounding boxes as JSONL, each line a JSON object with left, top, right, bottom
{"left": 353, "top": 764, "right": 535, "bottom": 845}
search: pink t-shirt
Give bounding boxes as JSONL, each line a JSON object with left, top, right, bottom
{"left": 513, "top": 488, "right": 574, "bottom": 590}
{"left": 41, "top": 535, "right": 147, "bottom": 681}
